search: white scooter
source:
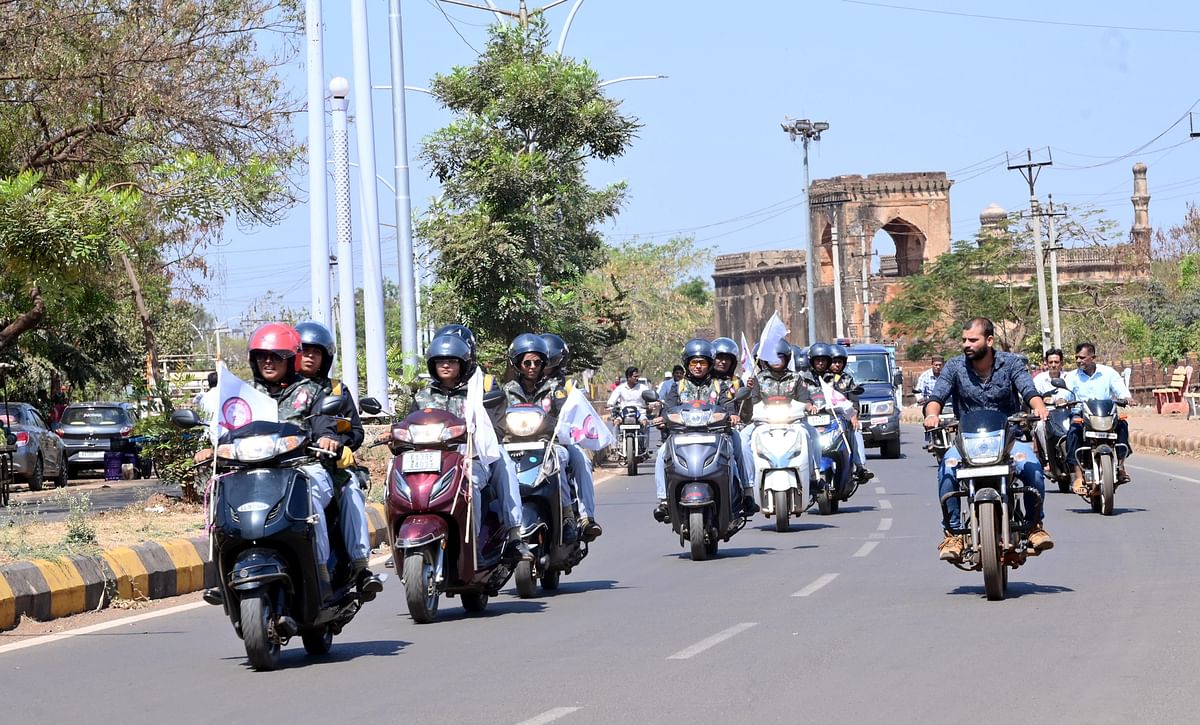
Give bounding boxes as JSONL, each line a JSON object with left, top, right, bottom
{"left": 749, "top": 396, "right": 815, "bottom": 532}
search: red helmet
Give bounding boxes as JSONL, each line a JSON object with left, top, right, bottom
{"left": 248, "top": 323, "right": 302, "bottom": 379}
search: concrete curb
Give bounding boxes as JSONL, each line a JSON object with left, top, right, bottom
{"left": 899, "top": 409, "right": 1200, "bottom": 454}
{"left": 0, "top": 502, "right": 388, "bottom": 631}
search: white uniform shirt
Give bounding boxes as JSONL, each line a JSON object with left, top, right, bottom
{"left": 1033, "top": 370, "right": 1071, "bottom": 402}
{"left": 607, "top": 382, "right": 650, "bottom": 413}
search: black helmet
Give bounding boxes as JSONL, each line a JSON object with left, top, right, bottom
{"left": 830, "top": 343, "right": 849, "bottom": 361}
{"left": 809, "top": 342, "right": 833, "bottom": 361}
{"left": 792, "top": 345, "right": 809, "bottom": 371}
{"left": 681, "top": 338, "right": 715, "bottom": 368}
{"left": 425, "top": 334, "right": 474, "bottom": 382}
{"left": 508, "top": 333, "right": 549, "bottom": 372}
{"left": 434, "top": 324, "right": 477, "bottom": 360}
{"left": 295, "top": 321, "right": 337, "bottom": 378}
{"left": 711, "top": 337, "right": 739, "bottom": 364}
{"left": 540, "top": 333, "right": 569, "bottom": 372}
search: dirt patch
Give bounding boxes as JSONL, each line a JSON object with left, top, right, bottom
{"left": 0, "top": 590, "right": 206, "bottom": 643}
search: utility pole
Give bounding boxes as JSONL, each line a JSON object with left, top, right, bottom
{"left": 388, "top": 0, "right": 420, "bottom": 372}
{"left": 440, "top": 0, "right": 573, "bottom": 27}
{"left": 1008, "top": 148, "right": 1053, "bottom": 353}
{"left": 305, "top": 0, "right": 331, "bottom": 329}
{"left": 830, "top": 213, "right": 845, "bottom": 339}
{"left": 329, "top": 77, "right": 359, "bottom": 401}
{"left": 1043, "top": 194, "right": 1067, "bottom": 349}
{"left": 781, "top": 118, "right": 829, "bottom": 344}
{"left": 859, "top": 225, "right": 870, "bottom": 343}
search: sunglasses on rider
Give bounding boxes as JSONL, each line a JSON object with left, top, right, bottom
{"left": 520, "top": 359, "right": 545, "bottom": 368}
{"left": 252, "top": 351, "right": 286, "bottom": 364}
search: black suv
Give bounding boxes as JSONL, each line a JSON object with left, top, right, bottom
{"left": 53, "top": 402, "right": 151, "bottom": 478}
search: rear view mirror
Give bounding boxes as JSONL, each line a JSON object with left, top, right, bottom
{"left": 641, "top": 389, "right": 659, "bottom": 403}
{"left": 318, "top": 395, "right": 344, "bottom": 416}
{"left": 171, "top": 409, "right": 201, "bottom": 429}
{"left": 483, "top": 389, "right": 508, "bottom": 408}
{"left": 359, "top": 396, "right": 383, "bottom": 415}
{"left": 892, "top": 371, "right": 903, "bottom": 387}
{"left": 1050, "top": 377, "right": 1068, "bottom": 390}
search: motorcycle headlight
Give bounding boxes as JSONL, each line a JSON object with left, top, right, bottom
{"left": 506, "top": 411, "right": 543, "bottom": 437}
{"left": 1089, "top": 415, "right": 1115, "bottom": 432}
{"left": 961, "top": 431, "right": 1003, "bottom": 465}
{"left": 216, "top": 434, "right": 304, "bottom": 463}
{"left": 869, "top": 400, "right": 895, "bottom": 416}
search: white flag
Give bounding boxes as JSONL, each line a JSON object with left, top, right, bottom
{"left": 755, "top": 311, "right": 789, "bottom": 367}
{"left": 201, "top": 362, "right": 278, "bottom": 444}
{"left": 739, "top": 332, "right": 755, "bottom": 379}
{"left": 556, "top": 387, "right": 614, "bottom": 451}
{"left": 465, "top": 368, "right": 502, "bottom": 466}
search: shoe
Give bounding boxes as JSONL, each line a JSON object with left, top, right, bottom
{"left": 1117, "top": 466, "right": 1131, "bottom": 485}
{"left": 581, "top": 518, "right": 603, "bottom": 541}
{"left": 1071, "top": 474, "right": 1087, "bottom": 496}
{"left": 938, "top": 534, "right": 964, "bottom": 562}
{"left": 202, "top": 587, "right": 224, "bottom": 606}
{"left": 854, "top": 466, "right": 875, "bottom": 482}
{"left": 741, "top": 494, "right": 760, "bottom": 515}
{"left": 1027, "top": 524, "right": 1054, "bottom": 553}
{"left": 561, "top": 509, "right": 579, "bottom": 544}
{"left": 504, "top": 539, "right": 535, "bottom": 563}
{"left": 652, "top": 501, "right": 670, "bottom": 523}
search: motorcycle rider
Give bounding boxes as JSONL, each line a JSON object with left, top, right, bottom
{"left": 294, "top": 321, "right": 384, "bottom": 595}
{"left": 652, "top": 338, "right": 758, "bottom": 521}
{"left": 607, "top": 366, "right": 650, "bottom": 424}
{"left": 922, "top": 317, "right": 1054, "bottom": 562}
{"left": 541, "top": 333, "right": 603, "bottom": 541}
{"left": 711, "top": 336, "right": 750, "bottom": 422}
{"left": 809, "top": 343, "right": 873, "bottom": 483}
{"left": 502, "top": 333, "right": 583, "bottom": 544}
{"left": 658, "top": 365, "right": 684, "bottom": 399}
{"left": 1064, "top": 342, "right": 1134, "bottom": 494}
{"left": 406, "top": 333, "right": 534, "bottom": 563}
{"left": 741, "top": 338, "right": 821, "bottom": 487}
{"left": 791, "top": 344, "right": 809, "bottom": 375}
{"left": 914, "top": 355, "right": 944, "bottom": 407}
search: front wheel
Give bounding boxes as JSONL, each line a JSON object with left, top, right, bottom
{"left": 626, "top": 437, "right": 638, "bottom": 477}
{"left": 26, "top": 456, "right": 43, "bottom": 492}
{"left": 773, "top": 490, "right": 790, "bottom": 532}
{"left": 460, "top": 591, "right": 489, "bottom": 613}
{"left": 817, "top": 488, "right": 835, "bottom": 515}
{"left": 688, "top": 510, "right": 708, "bottom": 561}
{"left": 301, "top": 626, "right": 333, "bottom": 656}
{"left": 403, "top": 552, "right": 440, "bottom": 624}
{"left": 979, "top": 504, "right": 1005, "bottom": 601}
{"left": 240, "top": 593, "right": 281, "bottom": 670}
{"left": 514, "top": 559, "right": 538, "bottom": 599}
{"left": 1097, "top": 455, "right": 1115, "bottom": 516}
{"left": 541, "top": 568, "right": 561, "bottom": 591}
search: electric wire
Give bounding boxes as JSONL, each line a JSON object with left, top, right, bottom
{"left": 842, "top": 0, "right": 1200, "bottom": 35}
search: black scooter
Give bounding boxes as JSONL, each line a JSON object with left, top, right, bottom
{"left": 172, "top": 395, "right": 382, "bottom": 670}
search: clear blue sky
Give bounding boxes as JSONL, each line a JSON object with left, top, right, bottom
{"left": 204, "top": 0, "right": 1200, "bottom": 325}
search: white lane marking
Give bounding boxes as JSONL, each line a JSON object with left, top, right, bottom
{"left": 0, "top": 601, "right": 208, "bottom": 656}
{"left": 791, "top": 573, "right": 839, "bottom": 597}
{"left": 878, "top": 499, "right": 893, "bottom": 510}
{"left": 877, "top": 517, "right": 893, "bottom": 531}
{"left": 874, "top": 486, "right": 887, "bottom": 494}
{"left": 869, "top": 532, "right": 885, "bottom": 540}
{"left": 667, "top": 622, "right": 758, "bottom": 660}
{"left": 853, "top": 541, "right": 880, "bottom": 558}
{"left": 516, "top": 708, "right": 582, "bottom": 725}
{"left": 1125, "top": 464, "right": 1200, "bottom": 485}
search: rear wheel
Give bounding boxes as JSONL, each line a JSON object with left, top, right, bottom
{"left": 626, "top": 437, "right": 638, "bottom": 477}
{"left": 514, "top": 559, "right": 538, "bottom": 598}
{"left": 688, "top": 510, "right": 707, "bottom": 561}
{"left": 27, "top": 456, "right": 43, "bottom": 492}
{"left": 980, "top": 504, "right": 1005, "bottom": 601}
{"left": 54, "top": 460, "right": 69, "bottom": 489}
{"left": 881, "top": 439, "right": 901, "bottom": 459}
{"left": 460, "top": 591, "right": 489, "bottom": 613}
{"left": 240, "top": 593, "right": 281, "bottom": 670}
{"left": 301, "top": 626, "right": 333, "bottom": 656}
{"left": 817, "top": 488, "right": 834, "bottom": 515}
{"left": 403, "top": 552, "right": 439, "bottom": 624}
{"left": 1098, "top": 455, "right": 1115, "bottom": 516}
{"left": 541, "top": 567, "right": 561, "bottom": 591}
{"left": 773, "top": 490, "right": 789, "bottom": 532}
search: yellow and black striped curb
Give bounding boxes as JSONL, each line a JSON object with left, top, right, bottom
{"left": 0, "top": 502, "right": 388, "bottom": 631}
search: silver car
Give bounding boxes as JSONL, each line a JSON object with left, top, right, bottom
{"left": 0, "top": 402, "right": 69, "bottom": 491}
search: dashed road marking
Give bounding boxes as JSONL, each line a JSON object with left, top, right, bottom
{"left": 791, "top": 573, "right": 839, "bottom": 597}
{"left": 667, "top": 622, "right": 758, "bottom": 660}
{"left": 878, "top": 499, "right": 893, "bottom": 510}
{"left": 1125, "top": 464, "right": 1200, "bottom": 485}
{"left": 853, "top": 541, "right": 880, "bottom": 558}
{"left": 517, "top": 708, "right": 582, "bottom": 725}
{"left": 877, "top": 517, "right": 893, "bottom": 531}
{"left": 874, "top": 486, "right": 887, "bottom": 494}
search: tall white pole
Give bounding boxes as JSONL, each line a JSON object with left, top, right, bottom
{"left": 1048, "top": 206, "right": 1062, "bottom": 349}
{"left": 350, "top": 0, "right": 389, "bottom": 410}
{"left": 330, "top": 77, "right": 359, "bottom": 401}
{"left": 1029, "top": 196, "right": 1052, "bottom": 353}
{"left": 305, "top": 0, "right": 331, "bottom": 328}
{"left": 830, "top": 213, "right": 845, "bottom": 339}
{"left": 388, "top": 0, "right": 420, "bottom": 370}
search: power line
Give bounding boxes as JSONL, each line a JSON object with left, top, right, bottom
{"left": 428, "top": 0, "right": 482, "bottom": 54}
{"left": 842, "top": 0, "right": 1200, "bottom": 34}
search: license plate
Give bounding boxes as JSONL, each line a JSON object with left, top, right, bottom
{"left": 807, "top": 415, "right": 830, "bottom": 426}
{"left": 674, "top": 434, "right": 717, "bottom": 445}
{"left": 620, "top": 425, "right": 642, "bottom": 430}
{"left": 76, "top": 451, "right": 104, "bottom": 460}
{"left": 871, "top": 417, "right": 888, "bottom": 425}
{"left": 402, "top": 450, "right": 441, "bottom": 473}
{"left": 1086, "top": 431, "right": 1117, "bottom": 439}
{"left": 956, "top": 464, "right": 1010, "bottom": 479}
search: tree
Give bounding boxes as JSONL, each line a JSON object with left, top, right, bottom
{"left": 416, "top": 17, "right": 639, "bottom": 368}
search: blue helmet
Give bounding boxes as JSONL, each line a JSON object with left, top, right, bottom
{"left": 791, "top": 345, "right": 809, "bottom": 371}
{"left": 681, "top": 338, "right": 715, "bottom": 368}
{"left": 434, "top": 324, "right": 477, "bottom": 360}
{"left": 425, "top": 334, "right": 474, "bottom": 381}
{"left": 295, "top": 321, "right": 336, "bottom": 378}
{"left": 711, "top": 337, "right": 739, "bottom": 359}
{"left": 508, "top": 333, "right": 549, "bottom": 372}
{"left": 830, "top": 343, "right": 848, "bottom": 361}
{"left": 540, "top": 333, "right": 570, "bottom": 372}
{"left": 808, "top": 342, "right": 833, "bottom": 361}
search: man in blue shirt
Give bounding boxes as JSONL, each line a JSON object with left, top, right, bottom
{"left": 1064, "top": 342, "right": 1133, "bottom": 494}
{"left": 923, "top": 318, "right": 1053, "bottom": 563}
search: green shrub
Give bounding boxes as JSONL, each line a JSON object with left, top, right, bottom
{"left": 135, "top": 412, "right": 207, "bottom": 503}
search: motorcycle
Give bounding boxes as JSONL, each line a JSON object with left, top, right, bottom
{"left": 499, "top": 403, "right": 587, "bottom": 598}
{"left": 748, "top": 396, "right": 813, "bottom": 532}
{"left": 924, "top": 400, "right": 956, "bottom": 464}
{"left": 384, "top": 406, "right": 513, "bottom": 623}
{"left": 612, "top": 404, "right": 651, "bottom": 476}
{"left": 935, "top": 410, "right": 1043, "bottom": 601}
{"left": 653, "top": 387, "right": 751, "bottom": 561}
{"left": 171, "top": 395, "right": 384, "bottom": 670}
{"left": 1036, "top": 391, "right": 1075, "bottom": 493}
{"left": 1073, "top": 396, "right": 1128, "bottom": 516}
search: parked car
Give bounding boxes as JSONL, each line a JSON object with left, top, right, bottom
{"left": 0, "top": 402, "right": 69, "bottom": 491}
{"left": 53, "top": 402, "right": 151, "bottom": 478}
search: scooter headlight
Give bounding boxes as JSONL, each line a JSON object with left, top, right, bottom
{"left": 961, "top": 431, "right": 1003, "bottom": 465}
{"left": 506, "top": 411, "right": 543, "bottom": 437}
{"left": 216, "top": 434, "right": 304, "bottom": 463}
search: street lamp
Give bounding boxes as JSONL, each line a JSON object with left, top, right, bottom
{"left": 782, "top": 118, "right": 829, "bottom": 344}
{"left": 329, "top": 76, "right": 360, "bottom": 401}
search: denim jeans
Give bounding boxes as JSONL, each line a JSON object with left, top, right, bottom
{"left": 1066, "top": 419, "right": 1131, "bottom": 467}
{"left": 938, "top": 439, "right": 1045, "bottom": 529}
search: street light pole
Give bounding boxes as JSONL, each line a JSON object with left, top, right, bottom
{"left": 782, "top": 118, "right": 829, "bottom": 345}
{"left": 305, "top": 0, "right": 331, "bottom": 329}
{"left": 330, "top": 77, "right": 359, "bottom": 401}
{"left": 388, "top": 0, "right": 420, "bottom": 372}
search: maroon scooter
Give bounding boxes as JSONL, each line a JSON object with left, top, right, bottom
{"left": 384, "top": 407, "right": 513, "bottom": 623}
